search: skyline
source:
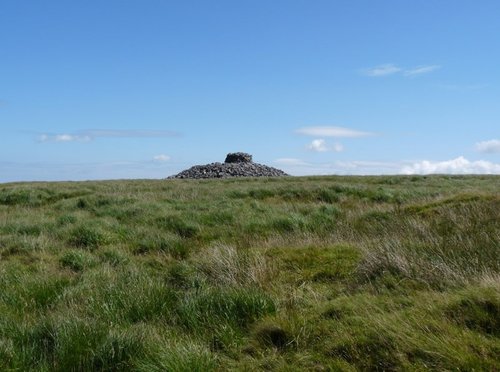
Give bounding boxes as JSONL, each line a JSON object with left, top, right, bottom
{"left": 1, "top": 1, "right": 499, "bottom": 182}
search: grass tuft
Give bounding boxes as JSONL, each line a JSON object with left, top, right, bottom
{"left": 60, "top": 250, "right": 96, "bottom": 271}
{"left": 68, "top": 225, "right": 108, "bottom": 250}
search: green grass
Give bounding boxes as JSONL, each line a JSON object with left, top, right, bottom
{"left": 0, "top": 175, "right": 499, "bottom": 370}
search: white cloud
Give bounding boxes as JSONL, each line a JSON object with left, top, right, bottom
{"left": 306, "top": 139, "right": 343, "bottom": 152}
{"left": 307, "top": 139, "right": 328, "bottom": 152}
{"left": 38, "top": 129, "right": 179, "bottom": 143}
{"left": 153, "top": 154, "right": 171, "bottom": 162}
{"left": 296, "top": 126, "right": 373, "bottom": 138}
{"left": 39, "top": 134, "right": 91, "bottom": 142}
{"left": 55, "top": 134, "right": 75, "bottom": 142}
{"left": 275, "top": 156, "right": 500, "bottom": 176}
{"left": 363, "top": 63, "right": 402, "bottom": 77}
{"left": 404, "top": 65, "right": 441, "bottom": 76}
{"left": 400, "top": 156, "right": 500, "bottom": 175}
{"left": 476, "top": 139, "right": 500, "bottom": 153}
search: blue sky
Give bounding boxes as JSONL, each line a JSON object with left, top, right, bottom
{"left": 1, "top": 0, "right": 499, "bottom": 182}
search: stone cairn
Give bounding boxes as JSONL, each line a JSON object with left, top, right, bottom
{"left": 224, "top": 152, "right": 253, "bottom": 164}
{"left": 168, "top": 152, "right": 289, "bottom": 179}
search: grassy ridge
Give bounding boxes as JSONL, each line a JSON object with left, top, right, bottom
{"left": 0, "top": 175, "right": 499, "bottom": 370}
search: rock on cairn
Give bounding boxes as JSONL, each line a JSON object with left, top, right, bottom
{"left": 168, "top": 152, "right": 289, "bottom": 179}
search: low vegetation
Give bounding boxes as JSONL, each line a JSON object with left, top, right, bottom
{"left": 0, "top": 175, "right": 498, "bottom": 370}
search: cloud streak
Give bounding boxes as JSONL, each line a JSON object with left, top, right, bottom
{"left": 296, "top": 126, "right": 374, "bottom": 138}
{"left": 362, "top": 64, "right": 402, "bottom": 77}
{"left": 476, "top": 139, "right": 500, "bottom": 153}
{"left": 362, "top": 63, "right": 441, "bottom": 77}
{"left": 38, "top": 129, "right": 179, "bottom": 143}
{"left": 153, "top": 154, "right": 171, "bottom": 162}
{"left": 39, "top": 134, "right": 92, "bottom": 142}
{"left": 403, "top": 65, "right": 441, "bottom": 76}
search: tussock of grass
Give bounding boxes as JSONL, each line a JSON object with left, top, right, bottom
{"left": 358, "top": 198, "right": 500, "bottom": 288}
{"left": 0, "top": 175, "right": 498, "bottom": 370}
{"left": 136, "top": 338, "right": 216, "bottom": 372}
{"left": 445, "top": 285, "right": 500, "bottom": 336}
{"left": 178, "top": 287, "right": 276, "bottom": 331}
{"left": 68, "top": 224, "right": 108, "bottom": 250}
{"left": 195, "top": 244, "right": 272, "bottom": 288}
{"left": 60, "top": 250, "right": 96, "bottom": 271}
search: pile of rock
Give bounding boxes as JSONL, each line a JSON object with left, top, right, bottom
{"left": 168, "top": 153, "right": 289, "bottom": 179}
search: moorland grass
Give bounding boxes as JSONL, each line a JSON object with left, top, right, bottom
{"left": 0, "top": 175, "right": 498, "bottom": 370}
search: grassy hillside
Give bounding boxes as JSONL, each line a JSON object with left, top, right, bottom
{"left": 0, "top": 175, "right": 499, "bottom": 371}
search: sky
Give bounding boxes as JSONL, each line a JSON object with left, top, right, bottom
{"left": 1, "top": 0, "right": 500, "bottom": 182}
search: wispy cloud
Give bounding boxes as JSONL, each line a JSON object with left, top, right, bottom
{"left": 306, "top": 139, "right": 343, "bottom": 152}
{"left": 476, "top": 139, "right": 500, "bottom": 153}
{"left": 85, "top": 130, "right": 179, "bottom": 138}
{"left": 153, "top": 154, "right": 171, "bottom": 162}
{"left": 400, "top": 156, "right": 500, "bottom": 175}
{"left": 39, "top": 134, "right": 92, "bottom": 142}
{"left": 362, "top": 63, "right": 402, "bottom": 77}
{"left": 38, "top": 129, "right": 179, "bottom": 143}
{"left": 296, "top": 126, "right": 374, "bottom": 138}
{"left": 404, "top": 65, "right": 441, "bottom": 76}
{"left": 362, "top": 63, "right": 441, "bottom": 77}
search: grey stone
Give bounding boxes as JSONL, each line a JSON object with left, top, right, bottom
{"left": 224, "top": 152, "right": 252, "bottom": 164}
{"left": 168, "top": 153, "right": 289, "bottom": 179}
